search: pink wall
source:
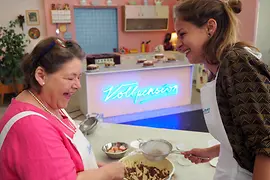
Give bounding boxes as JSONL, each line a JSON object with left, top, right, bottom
{"left": 237, "top": 0, "right": 259, "bottom": 44}
{"left": 44, "top": 0, "right": 177, "bottom": 52}
{"left": 43, "top": 0, "right": 258, "bottom": 52}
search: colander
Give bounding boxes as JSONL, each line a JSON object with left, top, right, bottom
{"left": 139, "top": 139, "right": 210, "bottom": 162}
{"left": 138, "top": 139, "right": 180, "bottom": 161}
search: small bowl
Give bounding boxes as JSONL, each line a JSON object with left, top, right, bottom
{"left": 102, "top": 142, "right": 129, "bottom": 159}
{"left": 79, "top": 117, "right": 98, "bottom": 135}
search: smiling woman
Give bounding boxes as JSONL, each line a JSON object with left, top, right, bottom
{"left": 174, "top": 1, "right": 270, "bottom": 180}
{"left": 0, "top": 37, "right": 125, "bottom": 180}
{"left": 174, "top": 0, "right": 244, "bottom": 67}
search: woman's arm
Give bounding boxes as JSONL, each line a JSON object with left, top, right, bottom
{"left": 253, "top": 155, "right": 270, "bottom": 180}
{"left": 77, "top": 162, "right": 125, "bottom": 180}
{"left": 9, "top": 116, "right": 124, "bottom": 180}
{"left": 219, "top": 48, "right": 270, "bottom": 174}
{"left": 77, "top": 168, "right": 109, "bottom": 180}
{"left": 181, "top": 144, "right": 220, "bottom": 164}
{"left": 209, "top": 144, "right": 220, "bottom": 158}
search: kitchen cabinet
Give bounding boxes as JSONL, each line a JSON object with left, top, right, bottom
{"left": 154, "top": 6, "right": 169, "bottom": 18}
{"left": 124, "top": 5, "right": 169, "bottom": 32}
{"left": 125, "top": 5, "right": 142, "bottom": 19}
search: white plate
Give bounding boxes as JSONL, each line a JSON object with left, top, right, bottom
{"left": 104, "top": 65, "right": 116, "bottom": 68}
{"left": 142, "top": 65, "right": 155, "bottom": 68}
{"left": 175, "top": 144, "right": 193, "bottom": 166}
{"left": 86, "top": 69, "right": 99, "bottom": 72}
{"left": 208, "top": 139, "right": 220, "bottom": 168}
{"left": 176, "top": 156, "right": 193, "bottom": 166}
{"left": 208, "top": 139, "right": 220, "bottom": 147}
{"left": 210, "top": 157, "right": 218, "bottom": 167}
{"left": 130, "top": 139, "right": 146, "bottom": 149}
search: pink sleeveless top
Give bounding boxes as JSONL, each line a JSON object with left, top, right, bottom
{"left": 0, "top": 99, "right": 84, "bottom": 180}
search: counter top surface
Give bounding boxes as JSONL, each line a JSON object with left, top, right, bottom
{"left": 86, "top": 123, "right": 215, "bottom": 180}
{"left": 84, "top": 54, "right": 193, "bottom": 75}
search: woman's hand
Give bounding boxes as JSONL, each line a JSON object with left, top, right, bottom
{"left": 97, "top": 162, "right": 106, "bottom": 168}
{"left": 181, "top": 145, "right": 220, "bottom": 164}
{"left": 77, "top": 162, "right": 125, "bottom": 180}
{"left": 101, "top": 162, "right": 125, "bottom": 180}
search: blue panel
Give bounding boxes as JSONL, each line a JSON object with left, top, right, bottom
{"left": 119, "top": 110, "right": 208, "bottom": 132}
{"left": 74, "top": 8, "right": 118, "bottom": 54}
{"left": 121, "top": 114, "right": 183, "bottom": 130}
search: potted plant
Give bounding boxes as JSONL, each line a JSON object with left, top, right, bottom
{"left": 0, "top": 19, "right": 30, "bottom": 102}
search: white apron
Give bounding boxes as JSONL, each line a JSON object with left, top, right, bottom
{"left": 200, "top": 76, "right": 253, "bottom": 180}
{"left": 0, "top": 110, "right": 98, "bottom": 171}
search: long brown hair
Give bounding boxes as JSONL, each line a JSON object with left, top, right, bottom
{"left": 174, "top": 0, "right": 254, "bottom": 64}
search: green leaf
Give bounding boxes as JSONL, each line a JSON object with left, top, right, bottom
{"left": 0, "top": 20, "right": 27, "bottom": 85}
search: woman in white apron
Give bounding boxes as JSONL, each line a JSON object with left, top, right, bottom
{"left": 174, "top": 0, "right": 270, "bottom": 180}
{"left": 0, "top": 37, "right": 124, "bottom": 180}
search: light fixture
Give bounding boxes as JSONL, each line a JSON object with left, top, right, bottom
{"left": 170, "top": 32, "right": 178, "bottom": 49}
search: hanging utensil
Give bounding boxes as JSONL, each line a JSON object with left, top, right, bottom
{"left": 64, "top": 24, "right": 72, "bottom": 40}
{"left": 56, "top": 23, "right": 60, "bottom": 36}
{"left": 79, "top": 113, "right": 104, "bottom": 135}
{"left": 59, "top": 24, "right": 67, "bottom": 33}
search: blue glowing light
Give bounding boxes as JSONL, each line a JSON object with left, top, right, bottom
{"left": 103, "top": 82, "right": 178, "bottom": 104}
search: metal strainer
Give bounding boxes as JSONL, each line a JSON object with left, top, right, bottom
{"left": 138, "top": 139, "right": 210, "bottom": 162}
{"left": 139, "top": 139, "right": 180, "bottom": 161}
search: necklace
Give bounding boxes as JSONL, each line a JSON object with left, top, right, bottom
{"left": 28, "top": 90, "right": 76, "bottom": 133}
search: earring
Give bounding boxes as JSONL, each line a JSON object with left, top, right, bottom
{"left": 42, "top": 82, "right": 45, "bottom": 86}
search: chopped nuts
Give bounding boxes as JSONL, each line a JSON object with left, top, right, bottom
{"left": 124, "top": 162, "right": 170, "bottom": 180}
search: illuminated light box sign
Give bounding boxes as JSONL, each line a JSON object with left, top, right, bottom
{"left": 103, "top": 82, "right": 178, "bottom": 104}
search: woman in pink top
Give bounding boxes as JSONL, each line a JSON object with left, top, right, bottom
{"left": 0, "top": 37, "right": 124, "bottom": 180}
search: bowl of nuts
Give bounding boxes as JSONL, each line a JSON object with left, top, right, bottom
{"left": 120, "top": 153, "right": 175, "bottom": 180}
{"left": 102, "top": 142, "right": 129, "bottom": 159}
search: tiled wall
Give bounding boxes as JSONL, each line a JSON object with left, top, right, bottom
{"left": 74, "top": 8, "right": 118, "bottom": 54}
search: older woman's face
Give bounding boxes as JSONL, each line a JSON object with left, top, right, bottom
{"left": 174, "top": 18, "right": 208, "bottom": 64}
{"left": 41, "top": 58, "right": 82, "bottom": 109}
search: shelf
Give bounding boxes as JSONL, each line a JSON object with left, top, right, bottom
{"left": 125, "top": 18, "right": 168, "bottom": 32}
{"left": 51, "top": 10, "right": 71, "bottom": 24}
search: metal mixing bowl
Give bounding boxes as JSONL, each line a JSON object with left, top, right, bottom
{"left": 102, "top": 142, "right": 129, "bottom": 159}
{"left": 79, "top": 116, "right": 98, "bottom": 135}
